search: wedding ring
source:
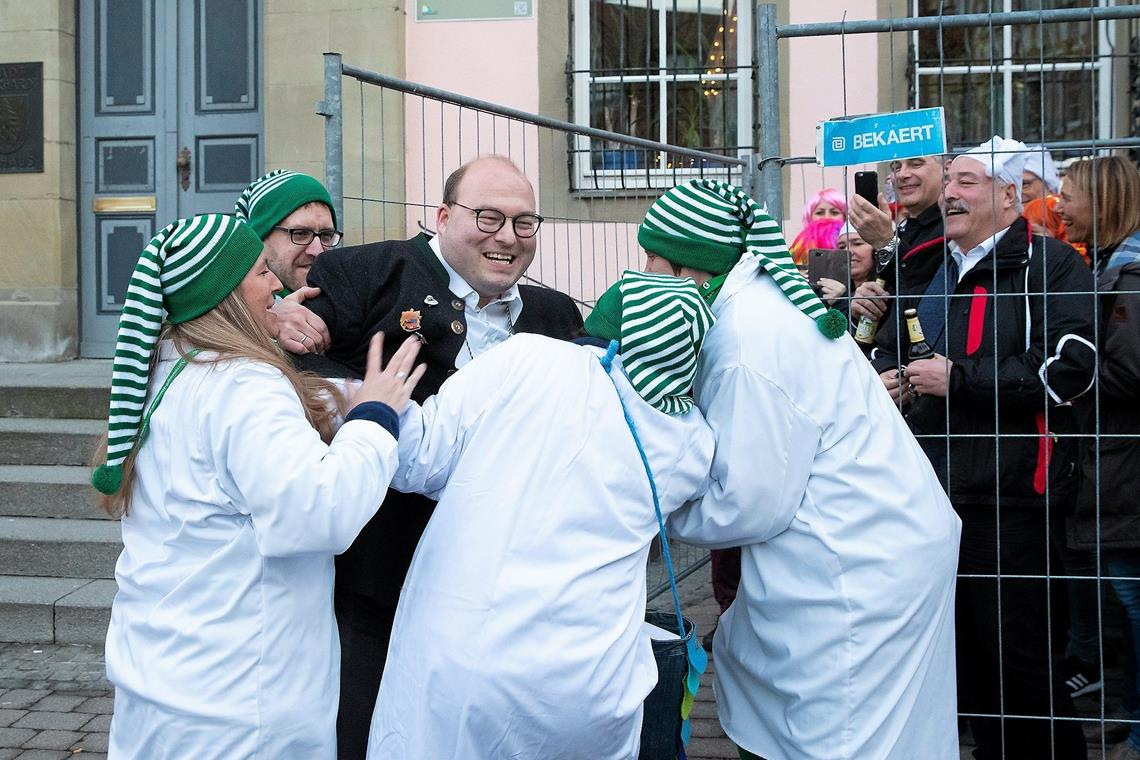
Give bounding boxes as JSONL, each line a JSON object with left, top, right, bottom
{"left": 395, "top": 371, "right": 408, "bottom": 380}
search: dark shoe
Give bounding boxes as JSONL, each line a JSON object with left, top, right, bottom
{"left": 701, "top": 622, "right": 717, "bottom": 653}
{"left": 1059, "top": 655, "right": 1103, "bottom": 698}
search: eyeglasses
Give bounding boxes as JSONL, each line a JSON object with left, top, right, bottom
{"left": 272, "top": 227, "right": 343, "bottom": 248}
{"left": 451, "top": 202, "right": 543, "bottom": 238}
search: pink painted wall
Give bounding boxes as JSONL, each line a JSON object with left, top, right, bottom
{"left": 399, "top": 10, "right": 621, "bottom": 310}
{"left": 402, "top": 11, "right": 542, "bottom": 231}
{"left": 783, "top": 0, "right": 881, "bottom": 238}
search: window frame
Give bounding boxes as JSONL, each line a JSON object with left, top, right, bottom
{"left": 571, "top": 0, "right": 753, "bottom": 191}
{"left": 910, "top": 0, "right": 1115, "bottom": 152}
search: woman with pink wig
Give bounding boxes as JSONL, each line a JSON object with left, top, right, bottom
{"left": 800, "top": 187, "right": 848, "bottom": 228}
{"left": 790, "top": 188, "right": 847, "bottom": 266}
{"left": 789, "top": 216, "right": 843, "bottom": 267}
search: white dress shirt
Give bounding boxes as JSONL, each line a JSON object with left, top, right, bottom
{"left": 429, "top": 235, "right": 524, "bottom": 368}
{"left": 949, "top": 224, "right": 1011, "bottom": 281}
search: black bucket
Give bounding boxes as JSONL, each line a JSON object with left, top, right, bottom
{"left": 639, "top": 611, "right": 697, "bottom": 760}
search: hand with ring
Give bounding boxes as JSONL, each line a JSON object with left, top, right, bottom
{"left": 348, "top": 333, "right": 428, "bottom": 414}
{"left": 271, "top": 288, "right": 330, "bottom": 355}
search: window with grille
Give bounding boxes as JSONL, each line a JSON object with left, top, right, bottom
{"left": 911, "top": 0, "right": 1116, "bottom": 155}
{"left": 571, "top": 0, "right": 752, "bottom": 190}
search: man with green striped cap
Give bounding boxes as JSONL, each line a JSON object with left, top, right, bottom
{"left": 649, "top": 180, "right": 962, "bottom": 760}
{"left": 366, "top": 270, "right": 714, "bottom": 759}
{"left": 235, "top": 169, "right": 341, "bottom": 354}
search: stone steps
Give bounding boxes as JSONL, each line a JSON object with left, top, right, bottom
{"left": 0, "top": 419, "right": 105, "bottom": 466}
{"left": 0, "top": 361, "right": 110, "bottom": 421}
{"left": 0, "top": 517, "right": 121, "bottom": 580}
{"left": 0, "top": 575, "right": 116, "bottom": 645}
{"left": 0, "top": 465, "right": 108, "bottom": 520}
{"left": 0, "top": 360, "right": 116, "bottom": 644}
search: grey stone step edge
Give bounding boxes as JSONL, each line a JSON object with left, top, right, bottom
{"left": 0, "top": 516, "right": 121, "bottom": 580}
{"left": 0, "top": 418, "right": 105, "bottom": 466}
{"left": 0, "top": 575, "right": 116, "bottom": 645}
{"left": 0, "top": 465, "right": 109, "bottom": 520}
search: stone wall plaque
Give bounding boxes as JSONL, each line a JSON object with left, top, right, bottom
{"left": 0, "top": 62, "right": 44, "bottom": 174}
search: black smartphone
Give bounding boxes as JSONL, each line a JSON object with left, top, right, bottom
{"left": 807, "top": 248, "right": 850, "bottom": 287}
{"left": 854, "top": 171, "right": 879, "bottom": 206}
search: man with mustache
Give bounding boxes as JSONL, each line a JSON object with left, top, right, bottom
{"left": 869, "top": 136, "right": 1096, "bottom": 759}
{"left": 286, "top": 155, "right": 584, "bottom": 759}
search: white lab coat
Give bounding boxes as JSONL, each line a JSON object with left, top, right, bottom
{"left": 366, "top": 334, "right": 714, "bottom": 760}
{"left": 668, "top": 255, "right": 962, "bottom": 760}
{"left": 105, "top": 343, "right": 398, "bottom": 759}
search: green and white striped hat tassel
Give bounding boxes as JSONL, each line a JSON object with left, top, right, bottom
{"left": 91, "top": 214, "right": 263, "bottom": 495}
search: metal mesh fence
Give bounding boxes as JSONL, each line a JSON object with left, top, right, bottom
{"left": 322, "top": 2, "right": 1140, "bottom": 754}
{"left": 758, "top": 4, "right": 1140, "bottom": 757}
{"left": 321, "top": 57, "right": 738, "bottom": 605}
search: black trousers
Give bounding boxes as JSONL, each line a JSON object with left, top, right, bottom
{"left": 335, "top": 591, "right": 397, "bottom": 760}
{"left": 956, "top": 505, "right": 1086, "bottom": 759}
{"left": 710, "top": 547, "right": 741, "bottom": 614}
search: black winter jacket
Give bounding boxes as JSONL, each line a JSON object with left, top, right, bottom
{"left": 871, "top": 217, "right": 1097, "bottom": 508}
{"left": 1069, "top": 248, "right": 1140, "bottom": 550}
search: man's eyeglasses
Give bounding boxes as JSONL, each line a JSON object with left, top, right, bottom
{"left": 273, "top": 227, "right": 343, "bottom": 248}
{"left": 452, "top": 202, "right": 543, "bottom": 238}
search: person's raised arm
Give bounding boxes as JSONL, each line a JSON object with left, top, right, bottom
{"left": 208, "top": 334, "right": 424, "bottom": 557}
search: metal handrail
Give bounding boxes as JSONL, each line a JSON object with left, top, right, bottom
{"left": 339, "top": 63, "right": 748, "bottom": 168}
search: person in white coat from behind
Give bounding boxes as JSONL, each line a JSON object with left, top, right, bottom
{"left": 90, "top": 214, "right": 426, "bottom": 759}
{"left": 640, "top": 180, "right": 962, "bottom": 760}
{"left": 366, "top": 271, "right": 716, "bottom": 759}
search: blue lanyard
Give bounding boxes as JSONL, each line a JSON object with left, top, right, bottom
{"left": 598, "top": 340, "right": 685, "bottom": 639}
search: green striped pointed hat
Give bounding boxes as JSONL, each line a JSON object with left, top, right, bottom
{"left": 91, "top": 214, "right": 264, "bottom": 495}
{"left": 639, "top": 179, "right": 847, "bottom": 339}
{"left": 583, "top": 270, "right": 715, "bottom": 415}
{"left": 234, "top": 169, "right": 337, "bottom": 239}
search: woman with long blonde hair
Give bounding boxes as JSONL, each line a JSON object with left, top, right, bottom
{"left": 91, "top": 214, "right": 424, "bottom": 758}
{"left": 1058, "top": 156, "right": 1140, "bottom": 760}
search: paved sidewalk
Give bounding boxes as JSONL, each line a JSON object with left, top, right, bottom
{"left": 0, "top": 564, "right": 1127, "bottom": 759}
{"left": 0, "top": 642, "right": 111, "bottom": 759}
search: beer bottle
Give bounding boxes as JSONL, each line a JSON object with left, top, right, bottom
{"left": 853, "top": 277, "right": 888, "bottom": 347}
{"left": 904, "top": 308, "right": 934, "bottom": 361}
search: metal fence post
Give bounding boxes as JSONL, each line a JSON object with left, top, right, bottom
{"left": 316, "top": 52, "right": 344, "bottom": 228}
{"left": 754, "top": 3, "right": 782, "bottom": 222}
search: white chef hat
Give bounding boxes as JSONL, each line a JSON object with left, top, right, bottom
{"left": 1023, "top": 146, "right": 1061, "bottom": 193}
{"left": 957, "top": 135, "right": 1032, "bottom": 202}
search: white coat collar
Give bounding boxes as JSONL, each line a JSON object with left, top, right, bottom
{"left": 711, "top": 252, "right": 762, "bottom": 314}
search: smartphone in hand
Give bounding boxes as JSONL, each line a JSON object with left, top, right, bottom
{"left": 807, "top": 248, "right": 851, "bottom": 288}
{"left": 855, "top": 171, "right": 879, "bottom": 207}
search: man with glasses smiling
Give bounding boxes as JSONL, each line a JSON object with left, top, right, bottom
{"left": 295, "top": 154, "right": 582, "bottom": 759}
{"left": 235, "top": 169, "right": 343, "bottom": 354}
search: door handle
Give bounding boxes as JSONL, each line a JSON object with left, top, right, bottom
{"left": 176, "top": 146, "right": 191, "bottom": 191}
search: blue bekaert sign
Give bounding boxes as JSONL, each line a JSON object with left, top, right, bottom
{"left": 816, "top": 107, "right": 947, "bottom": 167}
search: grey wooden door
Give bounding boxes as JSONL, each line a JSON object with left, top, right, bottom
{"left": 78, "top": 0, "right": 263, "bottom": 357}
